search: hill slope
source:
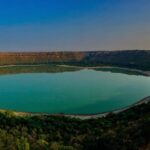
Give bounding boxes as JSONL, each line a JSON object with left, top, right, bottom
{"left": 0, "top": 99, "right": 149, "bottom": 150}
{"left": 0, "top": 50, "right": 149, "bottom": 70}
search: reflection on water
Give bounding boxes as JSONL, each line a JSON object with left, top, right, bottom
{"left": 0, "top": 65, "right": 148, "bottom": 76}
{"left": 0, "top": 66, "right": 149, "bottom": 114}
{"left": 94, "top": 67, "right": 147, "bottom": 76}
{"left": 0, "top": 65, "right": 80, "bottom": 75}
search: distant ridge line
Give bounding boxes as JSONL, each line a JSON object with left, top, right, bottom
{"left": 0, "top": 50, "right": 149, "bottom": 71}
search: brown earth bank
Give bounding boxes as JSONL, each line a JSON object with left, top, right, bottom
{"left": 0, "top": 50, "right": 149, "bottom": 70}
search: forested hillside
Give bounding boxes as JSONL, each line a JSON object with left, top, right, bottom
{"left": 0, "top": 100, "right": 149, "bottom": 150}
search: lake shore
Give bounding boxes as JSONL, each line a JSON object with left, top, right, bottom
{"left": 66, "top": 96, "right": 150, "bottom": 119}
{"left": 58, "top": 65, "right": 150, "bottom": 76}
{"left": 0, "top": 64, "right": 149, "bottom": 76}
{"left": 0, "top": 96, "right": 150, "bottom": 119}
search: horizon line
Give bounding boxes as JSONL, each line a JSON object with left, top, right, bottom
{"left": 0, "top": 49, "right": 149, "bottom": 53}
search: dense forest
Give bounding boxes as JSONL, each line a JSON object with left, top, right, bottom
{"left": 0, "top": 50, "right": 150, "bottom": 70}
{"left": 0, "top": 100, "right": 149, "bottom": 150}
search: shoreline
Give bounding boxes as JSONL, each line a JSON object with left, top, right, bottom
{"left": 58, "top": 65, "right": 150, "bottom": 76}
{"left": 0, "top": 64, "right": 149, "bottom": 76}
{"left": 0, "top": 96, "right": 150, "bottom": 119}
{"left": 67, "top": 96, "right": 150, "bottom": 119}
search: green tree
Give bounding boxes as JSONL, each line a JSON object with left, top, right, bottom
{"left": 16, "top": 137, "right": 30, "bottom": 150}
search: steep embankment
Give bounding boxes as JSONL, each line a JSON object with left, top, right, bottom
{"left": 0, "top": 50, "right": 149, "bottom": 70}
{"left": 0, "top": 52, "right": 85, "bottom": 65}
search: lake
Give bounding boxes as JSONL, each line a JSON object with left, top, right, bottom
{"left": 0, "top": 67, "right": 150, "bottom": 114}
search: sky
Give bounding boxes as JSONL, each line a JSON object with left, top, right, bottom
{"left": 0, "top": 0, "right": 150, "bottom": 51}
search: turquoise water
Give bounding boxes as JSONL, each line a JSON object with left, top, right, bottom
{"left": 0, "top": 69, "right": 150, "bottom": 114}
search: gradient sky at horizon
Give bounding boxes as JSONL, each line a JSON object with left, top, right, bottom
{"left": 0, "top": 0, "right": 150, "bottom": 51}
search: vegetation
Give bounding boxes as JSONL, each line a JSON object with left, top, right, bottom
{"left": 0, "top": 65, "right": 79, "bottom": 75}
{"left": 0, "top": 101, "right": 149, "bottom": 150}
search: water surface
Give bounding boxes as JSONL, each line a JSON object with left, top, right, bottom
{"left": 0, "top": 68, "right": 149, "bottom": 114}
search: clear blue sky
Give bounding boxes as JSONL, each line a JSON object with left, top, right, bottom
{"left": 0, "top": 0, "right": 150, "bottom": 51}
